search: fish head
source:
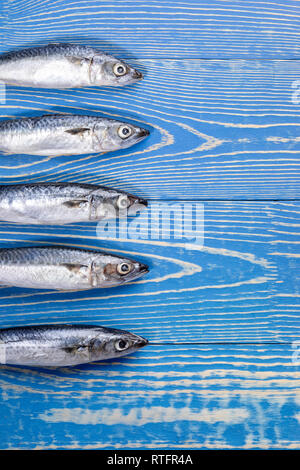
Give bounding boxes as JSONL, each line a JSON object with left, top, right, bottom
{"left": 92, "top": 254, "right": 149, "bottom": 287}
{"left": 90, "top": 328, "right": 148, "bottom": 361}
{"left": 91, "top": 189, "right": 148, "bottom": 219}
{"left": 91, "top": 55, "right": 143, "bottom": 86}
{"left": 95, "top": 120, "right": 150, "bottom": 151}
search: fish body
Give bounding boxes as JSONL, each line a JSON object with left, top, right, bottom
{"left": 0, "top": 43, "right": 143, "bottom": 88}
{"left": 0, "top": 182, "right": 147, "bottom": 224}
{"left": 0, "top": 246, "right": 148, "bottom": 290}
{"left": 0, "top": 114, "right": 149, "bottom": 156}
{"left": 0, "top": 324, "right": 148, "bottom": 367}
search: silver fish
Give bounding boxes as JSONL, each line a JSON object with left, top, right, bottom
{"left": 0, "top": 114, "right": 149, "bottom": 156}
{"left": 0, "top": 324, "right": 148, "bottom": 367}
{"left": 0, "top": 182, "right": 148, "bottom": 224}
{"left": 0, "top": 43, "right": 143, "bottom": 88}
{"left": 0, "top": 246, "right": 149, "bottom": 290}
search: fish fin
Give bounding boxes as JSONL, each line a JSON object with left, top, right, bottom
{"left": 66, "top": 56, "right": 91, "bottom": 66}
{"left": 62, "top": 199, "right": 89, "bottom": 208}
{"left": 63, "top": 343, "right": 90, "bottom": 359}
{"left": 65, "top": 128, "right": 90, "bottom": 136}
{"left": 61, "top": 263, "right": 89, "bottom": 274}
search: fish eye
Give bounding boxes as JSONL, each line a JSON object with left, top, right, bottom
{"left": 118, "top": 125, "right": 132, "bottom": 139}
{"left": 117, "top": 262, "right": 132, "bottom": 275}
{"left": 115, "top": 339, "right": 130, "bottom": 351}
{"left": 117, "top": 195, "right": 130, "bottom": 209}
{"left": 113, "top": 63, "right": 127, "bottom": 77}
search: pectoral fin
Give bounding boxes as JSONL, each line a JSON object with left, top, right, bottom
{"left": 61, "top": 263, "right": 89, "bottom": 274}
{"left": 66, "top": 56, "right": 91, "bottom": 67}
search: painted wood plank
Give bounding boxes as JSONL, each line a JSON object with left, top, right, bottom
{"left": 0, "top": 59, "right": 299, "bottom": 199}
{"left": 0, "top": 201, "right": 297, "bottom": 344}
{"left": 3, "top": 0, "right": 300, "bottom": 59}
{"left": 0, "top": 343, "right": 299, "bottom": 449}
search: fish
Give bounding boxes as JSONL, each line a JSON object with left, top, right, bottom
{"left": 0, "top": 182, "right": 148, "bottom": 224}
{"left": 0, "top": 114, "right": 150, "bottom": 156}
{"left": 0, "top": 43, "right": 143, "bottom": 88}
{"left": 0, "top": 324, "right": 148, "bottom": 367}
{"left": 0, "top": 246, "right": 149, "bottom": 290}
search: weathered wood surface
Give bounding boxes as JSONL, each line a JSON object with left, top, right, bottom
{"left": 0, "top": 0, "right": 299, "bottom": 450}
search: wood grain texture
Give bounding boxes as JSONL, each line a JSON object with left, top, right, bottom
{"left": 0, "top": 0, "right": 299, "bottom": 451}
{"left": 0, "top": 344, "right": 299, "bottom": 449}
{"left": 2, "top": 0, "right": 300, "bottom": 59}
{"left": 0, "top": 59, "right": 300, "bottom": 199}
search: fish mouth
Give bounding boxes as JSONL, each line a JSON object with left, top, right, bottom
{"left": 132, "top": 69, "right": 143, "bottom": 81}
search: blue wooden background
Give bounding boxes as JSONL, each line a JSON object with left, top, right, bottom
{"left": 0, "top": 0, "right": 299, "bottom": 449}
